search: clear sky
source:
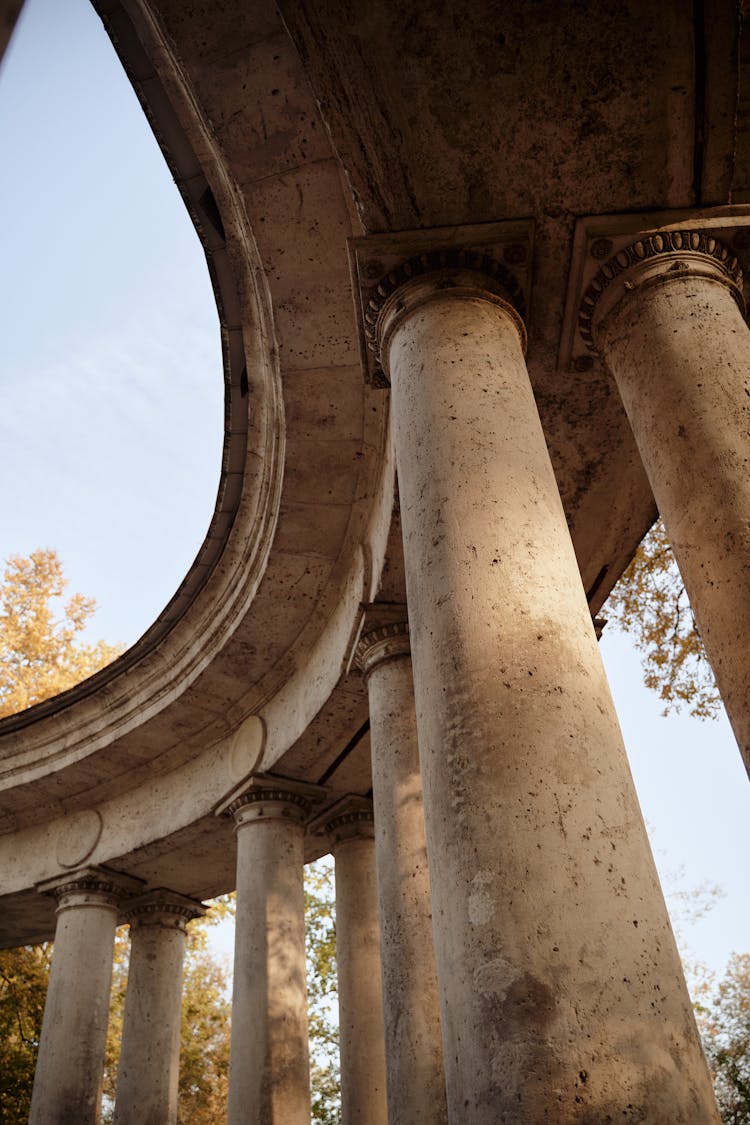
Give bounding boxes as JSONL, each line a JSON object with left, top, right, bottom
{"left": 1, "top": 0, "right": 748, "bottom": 987}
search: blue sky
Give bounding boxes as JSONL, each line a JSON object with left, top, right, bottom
{"left": 1, "top": 0, "right": 748, "bottom": 985}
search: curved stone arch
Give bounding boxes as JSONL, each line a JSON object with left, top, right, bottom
{"left": 0, "top": 0, "right": 394, "bottom": 862}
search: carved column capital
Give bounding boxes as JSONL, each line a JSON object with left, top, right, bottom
{"left": 215, "top": 772, "right": 325, "bottom": 828}
{"left": 124, "top": 888, "right": 206, "bottom": 933}
{"left": 364, "top": 249, "right": 527, "bottom": 381}
{"left": 318, "top": 796, "right": 375, "bottom": 845}
{"left": 355, "top": 619, "right": 411, "bottom": 679}
{"left": 579, "top": 229, "right": 744, "bottom": 352}
{"left": 37, "top": 865, "right": 144, "bottom": 914}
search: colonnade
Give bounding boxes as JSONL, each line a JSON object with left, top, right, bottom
{"left": 25, "top": 225, "right": 750, "bottom": 1122}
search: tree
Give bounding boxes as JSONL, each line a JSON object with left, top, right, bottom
{"left": 305, "top": 857, "right": 341, "bottom": 1125}
{"left": 0, "top": 944, "right": 51, "bottom": 1123}
{"left": 604, "top": 519, "right": 721, "bottom": 719}
{"left": 697, "top": 954, "right": 750, "bottom": 1124}
{"left": 0, "top": 549, "right": 125, "bottom": 1124}
{"left": 0, "top": 551, "right": 342, "bottom": 1122}
{"left": 0, "top": 905, "right": 234, "bottom": 1125}
{"left": 0, "top": 548, "right": 122, "bottom": 718}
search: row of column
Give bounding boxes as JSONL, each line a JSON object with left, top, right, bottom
{"left": 360, "top": 232, "right": 743, "bottom": 1122}
{"left": 29, "top": 225, "right": 748, "bottom": 1122}
{"left": 27, "top": 720, "right": 441, "bottom": 1125}
{"left": 28, "top": 871, "right": 205, "bottom": 1125}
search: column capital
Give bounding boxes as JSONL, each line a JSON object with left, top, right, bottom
{"left": 353, "top": 602, "right": 411, "bottom": 678}
{"left": 369, "top": 253, "right": 527, "bottom": 383}
{"left": 36, "top": 865, "right": 144, "bottom": 913}
{"left": 215, "top": 772, "right": 325, "bottom": 827}
{"left": 313, "top": 795, "right": 375, "bottom": 845}
{"left": 123, "top": 888, "right": 206, "bottom": 933}
{"left": 579, "top": 228, "right": 744, "bottom": 352}
{"left": 349, "top": 222, "right": 533, "bottom": 386}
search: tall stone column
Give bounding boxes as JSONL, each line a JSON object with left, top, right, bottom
{"left": 113, "top": 889, "right": 206, "bottom": 1125}
{"left": 29, "top": 866, "right": 143, "bottom": 1125}
{"left": 324, "top": 797, "right": 388, "bottom": 1125}
{"left": 582, "top": 229, "right": 750, "bottom": 771}
{"left": 355, "top": 612, "right": 448, "bottom": 1125}
{"left": 367, "top": 251, "right": 719, "bottom": 1123}
{"left": 218, "top": 776, "right": 320, "bottom": 1125}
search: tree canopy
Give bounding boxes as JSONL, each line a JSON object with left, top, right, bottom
{"left": 604, "top": 519, "right": 721, "bottom": 719}
{"left": 0, "top": 548, "right": 122, "bottom": 718}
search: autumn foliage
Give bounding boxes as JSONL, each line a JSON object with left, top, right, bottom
{"left": 604, "top": 519, "right": 721, "bottom": 720}
{"left": 0, "top": 548, "right": 122, "bottom": 719}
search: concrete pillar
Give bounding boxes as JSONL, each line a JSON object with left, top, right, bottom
{"left": 29, "top": 866, "right": 143, "bottom": 1125}
{"left": 584, "top": 229, "right": 750, "bottom": 771}
{"left": 355, "top": 613, "right": 448, "bottom": 1125}
{"left": 113, "top": 889, "right": 206, "bottom": 1125}
{"left": 220, "top": 776, "right": 320, "bottom": 1125}
{"left": 324, "top": 797, "right": 388, "bottom": 1125}
{"left": 369, "top": 254, "right": 719, "bottom": 1123}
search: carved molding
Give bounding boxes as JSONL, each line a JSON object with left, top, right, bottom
{"left": 125, "top": 888, "right": 206, "bottom": 932}
{"left": 37, "top": 865, "right": 144, "bottom": 912}
{"left": 355, "top": 621, "right": 411, "bottom": 679}
{"left": 311, "top": 795, "right": 375, "bottom": 845}
{"left": 215, "top": 772, "right": 325, "bottom": 825}
{"left": 578, "top": 229, "right": 744, "bottom": 352}
{"left": 349, "top": 221, "right": 534, "bottom": 385}
{"left": 559, "top": 207, "right": 750, "bottom": 371}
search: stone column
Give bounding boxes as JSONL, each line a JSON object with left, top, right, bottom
{"left": 367, "top": 251, "right": 719, "bottom": 1123}
{"left": 219, "top": 776, "right": 320, "bottom": 1125}
{"left": 113, "top": 889, "right": 206, "bottom": 1125}
{"left": 324, "top": 797, "right": 388, "bottom": 1125}
{"left": 355, "top": 612, "right": 448, "bottom": 1125}
{"left": 583, "top": 229, "right": 750, "bottom": 771}
{"left": 29, "top": 866, "right": 143, "bottom": 1125}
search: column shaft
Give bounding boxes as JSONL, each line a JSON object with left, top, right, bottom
{"left": 114, "top": 891, "right": 204, "bottom": 1125}
{"left": 227, "top": 794, "right": 310, "bottom": 1125}
{"left": 383, "top": 279, "right": 718, "bottom": 1122}
{"left": 364, "top": 646, "right": 447, "bottom": 1124}
{"left": 332, "top": 824, "right": 388, "bottom": 1125}
{"left": 29, "top": 868, "right": 141, "bottom": 1125}
{"left": 597, "top": 272, "right": 750, "bottom": 767}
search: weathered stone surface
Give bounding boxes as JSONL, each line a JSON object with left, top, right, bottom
{"left": 363, "top": 635, "right": 448, "bottom": 1125}
{"left": 381, "top": 271, "right": 719, "bottom": 1122}
{"left": 114, "top": 891, "right": 206, "bottom": 1125}
{"left": 327, "top": 800, "right": 388, "bottom": 1125}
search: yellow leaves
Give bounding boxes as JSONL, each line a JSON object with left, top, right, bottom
{"left": 0, "top": 549, "right": 124, "bottom": 720}
{"left": 605, "top": 520, "right": 721, "bottom": 720}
